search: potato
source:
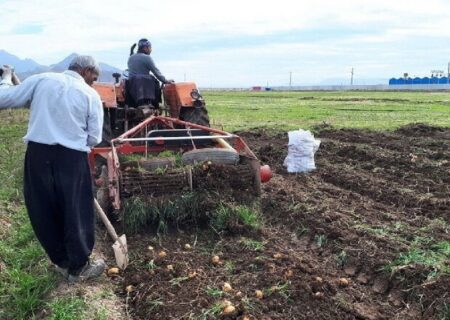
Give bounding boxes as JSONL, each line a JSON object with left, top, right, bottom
{"left": 158, "top": 250, "right": 167, "bottom": 258}
{"left": 223, "top": 282, "right": 233, "bottom": 292}
{"left": 273, "top": 253, "right": 283, "bottom": 259}
{"left": 255, "top": 290, "right": 264, "bottom": 299}
{"left": 184, "top": 243, "right": 192, "bottom": 250}
{"left": 167, "top": 264, "right": 174, "bottom": 271}
{"left": 107, "top": 267, "right": 120, "bottom": 276}
{"left": 221, "top": 299, "right": 232, "bottom": 307}
{"left": 222, "top": 305, "right": 236, "bottom": 315}
{"left": 211, "top": 255, "right": 220, "bottom": 265}
{"left": 125, "top": 285, "right": 134, "bottom": 293}
{"left": 338, "top": 277, "right": 349, "bottom": 287}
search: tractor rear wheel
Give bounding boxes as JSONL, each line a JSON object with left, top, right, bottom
{"left": 179, "top": 107, "right": 210, "bottom": 127}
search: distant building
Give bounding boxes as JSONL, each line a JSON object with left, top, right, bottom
{"left": 389, "top": 75, "right": 449, "bottom": 85}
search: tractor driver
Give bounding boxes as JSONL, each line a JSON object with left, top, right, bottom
{"left": 128, "top": 38, "right": 174, "bottom": 84}
{"left": 126, "top": 39, "right": 174, "bottom": 109}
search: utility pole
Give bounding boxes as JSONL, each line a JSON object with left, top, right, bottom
{"left": 289, "top": 71, "right": 292, "bottom": 89}
{"left": 350, "top": 67, "right": 354, "bottom": 85}
{"left": 448, "top": 62, "right": 449, "bottom": 84}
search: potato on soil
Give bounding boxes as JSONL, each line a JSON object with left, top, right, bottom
{"left": 223, "top": 282, "right": 233, "bottom": 292}
{"left": 107, "top": 267, "right": 120, "bottom": 276}
{"left": 338, "top": 277, "right": 349, "bottom": 287}
{"left": 167, "top": 264, "right": 174, "bottom": 271}
{"left": 220, "top": 299, "right": 232, "bottom": 307}
{"left": 211, "top": 255, "right": 220, "bottom": 265}
{"left": 158, "top": 250, "right": 167, "bottom": 258}
{"left": 188, "top": 271, "right": 197, "bottom": 279}
{"left": 184, "top": 243, "right": 192, "bottom": 250}
{"left": 125, "top": 285, "right": 134, "bottom": 293}
{"left": 255, "top": 290, "right": 264, "bottom": 299}
{"left": 221, "top": 305, "right": 236, "bottom": 316}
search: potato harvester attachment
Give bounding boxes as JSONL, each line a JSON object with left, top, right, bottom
{"left": 89, "top": 116, "right": 272, "bottom": 211}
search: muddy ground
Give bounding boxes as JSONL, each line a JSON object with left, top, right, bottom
{"left": 110, "top": 124, "right": 450, "bottom": 320}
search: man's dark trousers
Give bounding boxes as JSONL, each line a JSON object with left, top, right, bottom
{"left": 23, "top": 141, "right": 95, "bottom": 274}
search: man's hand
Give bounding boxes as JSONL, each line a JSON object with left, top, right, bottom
{"left": 166, "top": 79, "right": 175, "bottom": 84}
{"left": 0, "top": 65, "right": 20, "bottom": 86}
{"left": 1, "top": 65, "right": 13, "bottom": 79}
{"left": 0, "top": 65, "right": 14, "bottom": 87}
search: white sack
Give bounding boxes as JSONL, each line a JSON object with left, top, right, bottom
{"left": 283, "top": 129, "right": 321, "bottom": 173}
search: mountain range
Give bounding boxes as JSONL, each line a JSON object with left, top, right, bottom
{"left": 0, "top": 50, "right": 122, "bottom": 82}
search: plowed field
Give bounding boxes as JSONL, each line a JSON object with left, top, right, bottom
{"left": 114, "top": 124, "right": 450, "bottom": 320}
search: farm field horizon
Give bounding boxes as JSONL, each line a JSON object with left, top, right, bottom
{"left": 206, "top": 90, "right": 450, "bottom": 131}
{"left": 0, "top": 90, "right": 449, "bottom": 319}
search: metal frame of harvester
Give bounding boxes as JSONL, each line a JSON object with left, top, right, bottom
{"left": 89, "top": 115, "right": 271, "bottom": 211}
{"left": 91, "top": 80, "right": 272, "bottom": 212}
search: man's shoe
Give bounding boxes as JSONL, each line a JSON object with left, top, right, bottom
{"left": 54, "top": 265, "right": 69, "bottom": 279}
{"left": 67, "top": 259, "right": 106, "bottom": 283}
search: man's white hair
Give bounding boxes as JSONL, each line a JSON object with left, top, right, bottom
{"left": 68, "top": 55, "right": 100, "bottom": 74}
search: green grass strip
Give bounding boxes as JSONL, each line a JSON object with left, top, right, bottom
{"left": 0, "top": 111, "right": 58, "bottom": 319}
{"left": 0, "top": 209, "right": 58, "bottom": 319}
{"left": 387, "top": 241, "right": 450, "bottom": 278}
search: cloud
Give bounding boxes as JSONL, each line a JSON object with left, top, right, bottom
{"left": 2, "top": 0, "right": 450, "bottom": 85}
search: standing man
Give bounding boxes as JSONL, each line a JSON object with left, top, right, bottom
{"left": 0, "top": 56, "right": 106, "bottom": 282}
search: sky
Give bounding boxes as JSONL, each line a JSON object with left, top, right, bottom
{"left": 2, "top": 0, "right": 450, "bottom": 87}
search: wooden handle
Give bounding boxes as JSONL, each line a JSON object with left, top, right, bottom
{"left": 94, "top": 199, "right": 119, "bottom": 241}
